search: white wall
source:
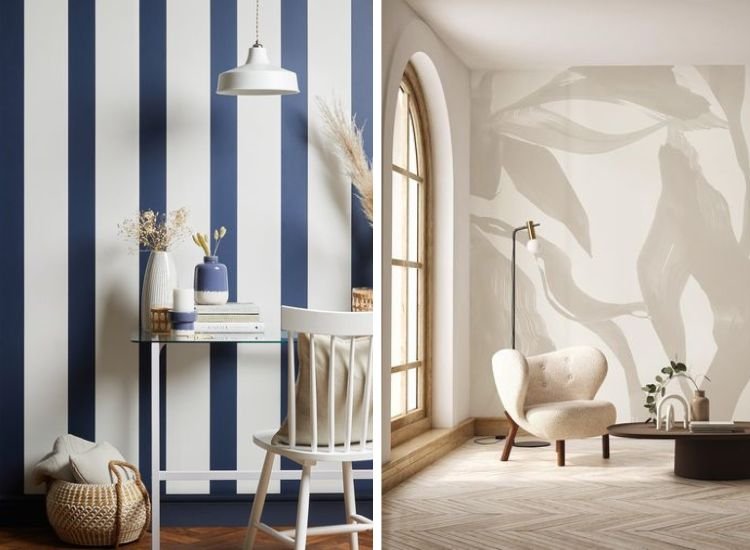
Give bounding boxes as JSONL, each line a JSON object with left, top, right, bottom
{"left": 469, "top": 66, "right": 750, "bottom": 422}
{"left": 381, "top": 0, "right": 472, "bottom": 461}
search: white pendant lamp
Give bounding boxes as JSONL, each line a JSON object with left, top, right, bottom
{"left": 216, "top": 0, "right": 299, "bottom": 96}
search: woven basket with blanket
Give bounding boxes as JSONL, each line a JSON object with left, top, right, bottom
{"left": 47, "top": 461, "right": 150, "bottom": 547}
{"left": 33, "top": 435, "right": 151, "bottom": 548}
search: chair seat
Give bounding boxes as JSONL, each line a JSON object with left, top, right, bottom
{"left": 253, "top": 430, "right": 374, "bottom": 464}
{"left": 524, "top": 400, "right": 616, "bottom": 441}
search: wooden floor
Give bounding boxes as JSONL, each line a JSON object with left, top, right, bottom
{"left": 0, "top": 526, "right": 372, "bottom": 549}
{"left": 384, "top": 437, "right": 750, "bottom": 549}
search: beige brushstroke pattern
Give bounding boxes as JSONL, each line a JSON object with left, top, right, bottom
{"left": 641, "top": 130, "right": 750, "bottom": 418}
{"left": 495, "top": 107, "right": 666, "bottom": 155}
{"left": 471, "top": 65, "right": 750, "bottom": 420}
{"left": 502, "top": 137, "right": 593, "bottom": 255}
{"left": 473, "top": 215, "right": 646, "bottom": 414}
{"left": 696, "top": 66, "right": 750, "bottom": 253}
{"left": 471, "top": 223, "right": 556, "bottom": 413}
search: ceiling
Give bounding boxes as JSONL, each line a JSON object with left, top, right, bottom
{"left": 404, "top": 0, "right": 750, "bottom": 69}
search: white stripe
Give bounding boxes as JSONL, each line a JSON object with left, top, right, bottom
{"left": 307, "top": 0, "right": 352, "bottom": 492}
{"left": 236, "top": 0, "right": 281, "bottom": 495}
{"left": 165, "top": 0, "right": 211, "bottom": 495}
{"left": 94, "top": 0, "right": 140, "bottom": 467}
{"left": 307, "top": 0, "right": 352, "bottom": 314}
{"left": 23, "top": 0, "right": 69, "bottom": 494}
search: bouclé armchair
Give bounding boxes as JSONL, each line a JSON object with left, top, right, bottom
{"left": 492, "top": 347, "right": 616, "bottom": 466}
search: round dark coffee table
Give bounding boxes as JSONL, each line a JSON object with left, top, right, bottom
{"left": 608, "top": 422, "right": 750, "bottom": 480}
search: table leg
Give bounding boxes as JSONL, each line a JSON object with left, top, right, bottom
{"left": 151, "top": 342, "right": 161, "bottom": 550}
{"left": 674, "top": 438, "right": 750, "bottom": 480}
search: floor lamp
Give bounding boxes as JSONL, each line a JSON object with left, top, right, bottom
{"left": 510, "top": 220, "right": 550, "bottom": 448}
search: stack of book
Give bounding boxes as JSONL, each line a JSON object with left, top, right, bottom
{"left": 194, "top": 302, "right": 263, "bottom": 334}
{"left": 690, "top": 421, "right": 738, "bottom": 433}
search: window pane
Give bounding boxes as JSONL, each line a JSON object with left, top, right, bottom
{"left": 407, "top": 367, "right": 418, "bottom": 411}
{"left": 408, "top": 110, "right": 419, "bottom": 175}
{"left": 391, "top": 371, "right": 406, "bottom": 418}
{"left": 392, "top": 88, "right": 408, "bottom": 169}
{"left": 391, "top": 171, "right": 407, "bottom": 261}
{"left": 407, "top": 178, "right": 419, "bottom": 263}
{"left": 407, "top": 267, "right": 418, "bottom": 363}
{"left": 391, "top": 265, "right": 408, "bottom": 366}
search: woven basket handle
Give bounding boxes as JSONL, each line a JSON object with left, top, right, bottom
{"left": 108, "top": 460, "right": 152, "bottom": 549}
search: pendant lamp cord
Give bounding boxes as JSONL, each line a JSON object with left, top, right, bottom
{"left": 254, "top": 0, "right": 262, "bottom": 47}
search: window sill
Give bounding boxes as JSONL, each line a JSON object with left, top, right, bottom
{"left": 382, "top": 418, "right": 474, "bottom": 493}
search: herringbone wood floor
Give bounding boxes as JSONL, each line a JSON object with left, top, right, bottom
{"left": 0, "top": 526, "right": 372, "bottom": 549}
{"left": 384, "top": 437, "right": 750, "bottom": 549}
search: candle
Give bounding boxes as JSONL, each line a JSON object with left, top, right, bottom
{"left": 173, "top": 288, "right": 195, "bottom": 312}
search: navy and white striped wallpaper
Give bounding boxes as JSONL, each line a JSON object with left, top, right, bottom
{"left": 0, "top": 0, "right": 372, "bottom": 508}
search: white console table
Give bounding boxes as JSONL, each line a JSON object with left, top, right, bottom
{"left": 131, "top": 332, "right": 373, "bottom": 549}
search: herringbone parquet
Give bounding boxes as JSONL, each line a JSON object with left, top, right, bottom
{"left": 383, "top": 437, "right": 750, "bottom": 550}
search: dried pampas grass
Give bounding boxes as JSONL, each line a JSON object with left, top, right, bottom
{"left": 118, "top": 207, "right": 191, "bottom": 252}
{"left": 318, "top": 99, "right": 373, "bottom": 225}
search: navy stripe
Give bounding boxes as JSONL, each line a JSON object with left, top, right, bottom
{"left": 280, "top": 0, "right": 309, "bottom": 491}
{"left": 68, "top": 0, "right": 97, "bottom": 441}
{"left": 351, "top": 0, "right": 374, "bottom": 289}
{"left": 0, "top": 0, "right": 24, "bottom": 497}
{"left": 138, "top": 0, "right": 168, "bottom": 491}
{"left": 209, "top": 0, "right": 238, "bottom": 496}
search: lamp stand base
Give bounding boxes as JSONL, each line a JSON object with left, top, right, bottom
{"left": 513, "top": 440, "right": 550, "bottom": 448}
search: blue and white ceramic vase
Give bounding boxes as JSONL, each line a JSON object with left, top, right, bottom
{"left": 194, "top": 256, "right": 229, "bottom": 305}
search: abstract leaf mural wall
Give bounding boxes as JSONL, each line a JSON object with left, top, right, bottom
{"left": 470, "top": 65, "right": 750, "bottom": 420}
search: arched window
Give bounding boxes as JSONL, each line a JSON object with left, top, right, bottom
{"left": 391, "top": 63, "right": 431, "bottom": 442}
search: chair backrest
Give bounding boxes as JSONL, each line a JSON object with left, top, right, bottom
{"left": 524, "top": 346, "right": 608, "bottom": 406}
{"left": 281, "top": 306, "right": 374, "bottom": 454}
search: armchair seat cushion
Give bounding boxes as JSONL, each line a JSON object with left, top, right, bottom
{"left": 524, "top": 400, "right": 616, "bottom": 441}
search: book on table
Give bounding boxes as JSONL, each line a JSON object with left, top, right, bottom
{"left": 193, "top": 302, "right": 263, "bottom": 333}
{"left": 689, "top": 421, "right": 738, "bottom": 433}
{"left": 196, "top": 313, "right": 261, "bottom": 323}
{"left": 195, "top": 302, "right": 259, "bottom": 314}
{"left": 194, "top": 321, "right": 264, "bottom": 333}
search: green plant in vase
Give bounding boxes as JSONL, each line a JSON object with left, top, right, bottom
{"left": 642, "top": 360, "right": 711, "bottom": 422}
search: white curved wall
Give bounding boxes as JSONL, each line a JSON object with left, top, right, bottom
{"left": 382, "top": 0, "right": 472, "bottom": 461}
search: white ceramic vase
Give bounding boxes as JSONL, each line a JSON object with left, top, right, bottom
{"left": 141, "top": 250, "right": 178, "bottom": 330}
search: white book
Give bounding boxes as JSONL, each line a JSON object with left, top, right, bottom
{"left": 196, "top": 313, "right": 261, "bottom": 323}
{"left": 690, "top": 420, "right": 737, "bottom": 432}
{"left": 195, "top": 302, "right": 260, "bottom": 315}
{"left": 194, "top": 321, "right": 265, "bottom": 333}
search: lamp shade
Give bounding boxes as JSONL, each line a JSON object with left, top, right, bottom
{"left": 526, "top": 238, "right": 540, "bottom": 255}
{"left": 216, "top": 45, "right": 299, "bottom": 96}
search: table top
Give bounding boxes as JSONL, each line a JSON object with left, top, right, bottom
{"left": 130, "top": 331, "right": 284, "bottom": 344}
{"left": 608, "top": 422, "right": 750, "bottom": 440}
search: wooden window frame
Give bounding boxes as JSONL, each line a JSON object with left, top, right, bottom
{"left": 390, "top": 63, "right": 432, "bottom": 448}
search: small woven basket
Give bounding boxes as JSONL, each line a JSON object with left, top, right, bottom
{"left": 352, "top": 287, "right": 373, "bottom": 312}
{"left": 150, "top": 307, "right": 171, "bottom": 334}
{"left": 46, "top": 461, "right": 151, "bottom": 548}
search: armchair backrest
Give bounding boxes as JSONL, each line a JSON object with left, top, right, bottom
{"left": 492, "top": 349, "right": 529, "bottom": 422}
{"left": 281, "top": 306, "right": 373, "bottom": 454}
{"left": 524, "top": 347, "right": 608, "bottom": 406}
{"left": 492, "top": 346, "right": 608, "bottom": 418}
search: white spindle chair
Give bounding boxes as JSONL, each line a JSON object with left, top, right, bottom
{"left": 244, "top": 306, "right": 374, "bottom": 550}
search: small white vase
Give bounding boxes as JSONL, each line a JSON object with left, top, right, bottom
{"left": 141, "top": 250, "right": 178, "bottom": 330}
